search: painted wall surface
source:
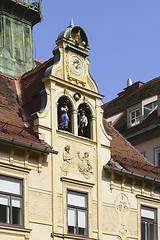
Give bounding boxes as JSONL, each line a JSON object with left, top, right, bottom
{"left": 134, "top": 137, "right": 160, "bottom": 165}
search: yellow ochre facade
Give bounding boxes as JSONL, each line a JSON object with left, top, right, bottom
{"left": 0, "top": 21, "right": 160, "bottom": 240}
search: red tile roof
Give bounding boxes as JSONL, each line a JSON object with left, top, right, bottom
{"left": 0, "top": 72, "right": 56, "bottom": 153}
{"left": 103, "top": 76, "right": 160, "bottom": 136}
{"left": 103, "top": 76, "right": 160, "bottom": 118}
{"left": 104, "top": 120, "right": 160, "bottom": 180}
{"left": 15, "top": 57, "right": 54, "bottom": 127}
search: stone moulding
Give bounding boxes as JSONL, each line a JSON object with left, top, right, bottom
{"left": 60, "top": 176, "right": 95, "bottom": 188}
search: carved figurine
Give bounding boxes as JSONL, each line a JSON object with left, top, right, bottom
{"left": 61, "top": 145, "right": 73, "bottom": 176}
{"left": 59, "top": 102, "right": 69, "bottom": 129}
{"left": 78, "top": 110, "right": 88, "bottom": 136}
{"left": 77, "top": 151, "right": 93, "bottom": 179}
{"left": 63, "top": 145, "right": 73, "bottom": 164}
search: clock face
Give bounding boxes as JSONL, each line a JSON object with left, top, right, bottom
{"left": 69, "top": 56, "right": 84, "bottom": 76}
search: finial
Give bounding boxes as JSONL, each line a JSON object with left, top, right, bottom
{"left": 69, "top": 18, "right": 74, "bottom": 27}
{"left": 127, "top": 78, "right": 132, "bottom": 87}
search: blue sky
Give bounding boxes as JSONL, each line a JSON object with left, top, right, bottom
{"left": 33, "top": 0, "right": 160, "bottom": 102}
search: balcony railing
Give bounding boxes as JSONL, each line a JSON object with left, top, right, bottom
{"left": 16, "top": 0, "right": 42, "bottom": 12}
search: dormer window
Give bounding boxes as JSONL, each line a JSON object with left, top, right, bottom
{"left": 144, "top": 101, "right": 157, "bottom": 119}
{"left": 130, "top": 109, "right": 140, "bottom": 126}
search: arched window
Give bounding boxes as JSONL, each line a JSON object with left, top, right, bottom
{"left": 78, "top": 103, "right": 91, "bottom": 139}
{"left": 58, "top": 96, "right": 72, "bottom": 133}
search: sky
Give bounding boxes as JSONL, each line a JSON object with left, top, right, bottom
{"left": 33, "top": 0, "right": 160, "bottom": 103}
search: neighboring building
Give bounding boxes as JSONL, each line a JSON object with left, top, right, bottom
{"left": 103, "top": 78, "right": 160, "bottom": 167}
{"left": 0, "top": 1, "right": 160, "bottom": 240}
{"left": 0, "top": 0, "right": 42, "bottom": 77}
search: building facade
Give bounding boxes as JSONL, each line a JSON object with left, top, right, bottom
{"left": 103, "top": 79, "right": 160, "bottom": 167}
{"left": 0, "top": 2, "right": 160, "bottom": 240}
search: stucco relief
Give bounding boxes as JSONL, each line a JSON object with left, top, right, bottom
{"left": 77, "top": 151, "right": 93, "bottom": 179}
{"left": 55, "top": 69, "right": 62, "bottom": 78}
{"left": 60, "top": 145, "right": 93, "bottom": 179}
{"left": 86, "top": 78, "right": 95, "bottom": 91}
{"left": 115, "top": 193, "right": 130, "bottom": 239}
{"left": 61, "top": 145, "right": 74, "bottom": 176}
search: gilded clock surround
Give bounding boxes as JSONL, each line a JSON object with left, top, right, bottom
{"left": 67, "top": 53, "right": 86, "bottom": 87}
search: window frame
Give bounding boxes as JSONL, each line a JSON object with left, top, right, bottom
{"left": 141, "top": 205, "right": 158, "bottom": 240}
{"left": 0, "top": 174, "right": 24, "bottom": 228}
{"left": 130, "top": 108, "right": 140, "bottom": 127}
{"left": 143, "top": 101, "right": 158, "bottom": 119}
{"left": 67, "top": 189, "right": 88, "bottom": 237}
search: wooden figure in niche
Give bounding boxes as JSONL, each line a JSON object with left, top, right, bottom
{"left": 59, "top": 102, "right": 69, "bottom": 129}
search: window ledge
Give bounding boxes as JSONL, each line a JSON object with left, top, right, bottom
{"left": 51, "top": 232, "right": 99, "bottom": 240}
{"left": 57, "top": 130, "right": 96, "bottom": 145}
{"left": 0, "top": 225, "right": 31, "bottom": 234}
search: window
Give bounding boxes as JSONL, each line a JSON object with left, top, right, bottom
{"left": 141, "top": 206, "right": 157, "bottom": 240}
{"left": 141, "top": 152, "right": 146, "bottom": 158}
{"left": 155, "top": 148, "right": 160, "bottom": 167}
{"left": 67, "top": 190, "right": 88, "bottom": 236}
{"left": 130, "top": 109, "right": 140, "bottom": 126}
{"left": 144, "top": 101, "right": 157, "bottom": 119}
{"left": 0, "top": 175, "right": 23, "bottom": 226}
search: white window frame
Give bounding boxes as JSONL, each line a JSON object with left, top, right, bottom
{"left": 130, "top": 108, "right": 140, "bottom": 127}
{"left": 142, "top": 95, "right": 158, "bottom": 119}
{"left": 143, "top": 101, "right": 158, "bottom": 119}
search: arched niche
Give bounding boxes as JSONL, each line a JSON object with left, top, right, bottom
{"left": 78, "top": 103, "right": 92, "bottom": 139}
{"left": 58, "top": 96, "right": 72, "bottom": 133}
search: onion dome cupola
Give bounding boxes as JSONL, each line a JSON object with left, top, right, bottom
{"left": 56, "top": 19, "right": 89, "bottom": 57}
{"left": 46, "top": 19, "right": 99, "bottom": 91}
{"left": 45, "top": 20, "right": 98, "bottom": 91}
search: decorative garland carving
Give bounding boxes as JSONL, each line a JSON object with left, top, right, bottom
{"left": 115, "top": 193, "right": 130, "bottom": 238}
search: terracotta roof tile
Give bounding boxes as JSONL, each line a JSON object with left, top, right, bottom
{"left": 104, "top": 120, "right": 160, "bottom": 180}
{"left": 103, "top": 77, "right": 160, "bottom": 118}
{"left": 0, "top": 73, "right": 54, "bottom": 152}
{"left": 103, "top": 76, "right": 160, "bottom": 138}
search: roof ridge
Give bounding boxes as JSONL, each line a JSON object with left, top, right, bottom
{"left": 0, "top": 72, "right": 15, "bottom": 81}
{"left": 21, "top": 57, "right": 54, "bottom": 80}
{"left": 34, "top": 58, "right": 44, "bottom": 64}
{"left": 103, "top": 76, "right": 160, "bottom": 108}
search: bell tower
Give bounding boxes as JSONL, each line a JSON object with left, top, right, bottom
{"left": 0, "top": 0, "right": 42, "bottom": 77}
